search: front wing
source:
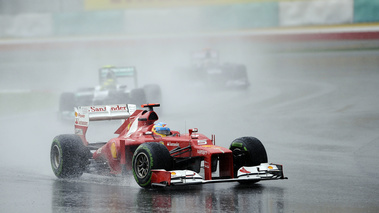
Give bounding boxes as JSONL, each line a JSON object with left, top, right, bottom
{"left": 151, "top": 163, "right": 287, "bottom": 187}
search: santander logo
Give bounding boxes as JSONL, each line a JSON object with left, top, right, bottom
{"left": 110, "top": 105, "right": 127, "bottom": 111}
{"left": 90, "top": 106, "right": 106, "bottom": 112}
{"left": 89, "top": 105, "right": 127, "bottom": 112}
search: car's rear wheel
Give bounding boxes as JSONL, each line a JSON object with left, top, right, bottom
{"left": 132, "top": 142, "right": 172, "bottom": 188}
{"left": 50, "top": 134, "right": 90, "bottom": 178}
{"left": 229, "top": 137, "right": 268, "bottom": 180}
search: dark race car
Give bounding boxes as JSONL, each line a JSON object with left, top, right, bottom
{"left": 50, "top": 103, "right": 286, "bottom": 188}
{"left": 58, "top": 66, "right": 161, "bottom": 120}
{"left": 180, "top": 49, "right": 250, "bottom": 90}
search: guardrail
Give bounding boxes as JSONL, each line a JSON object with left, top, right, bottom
{"left": 0, "top": 0, "right": 378, "bottom": 38}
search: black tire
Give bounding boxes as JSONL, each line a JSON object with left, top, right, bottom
{"left": 59, "top": 92, "right": 76, "bottom": 112}
{"left": 229, "top": 137, "right": 268, "bottom": 177}
{"left": 132, "top": 142, "right": 172, "bottom": 188}
{"left": 50, "top": 134, "right": 90, "bottom": 178}
{"left": 130, "top": 88, "right": 147, "bottom": 106}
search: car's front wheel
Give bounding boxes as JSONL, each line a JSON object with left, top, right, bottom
{"left": 229, "top": 137, "right": 268, "bottom": 181}
{"left": 132, "top": 142, "right": 172, "bottom": 188}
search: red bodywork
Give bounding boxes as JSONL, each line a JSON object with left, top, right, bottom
{"left": 75, "top": 106, "right": 234, "bottom": 181}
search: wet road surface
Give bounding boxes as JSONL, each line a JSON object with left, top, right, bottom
{"left": 1, "top": 38, "right": 379, "bottom": 212}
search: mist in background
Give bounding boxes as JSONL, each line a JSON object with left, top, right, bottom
{"left": 0, "top": 0, "right": 378, "bottom": 93}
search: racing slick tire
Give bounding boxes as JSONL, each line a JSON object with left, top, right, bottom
{"left": 229, "top": 137, "right": 268, "bottom": 181}
{"left": 132, "top": 142, "right": 172, "bottom": 188}
{"left": 50, "top": 134, "right": 90, "bottom": 178}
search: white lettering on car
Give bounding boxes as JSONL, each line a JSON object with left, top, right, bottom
{"left": 197, "top": 140, "right": 207, "bottom": 145}
{"left": 197, "top": 150, "right": 207, "bottom": 155}
{"left": 110, "top": 105, "right": 126, "bottom": 111}
{"left": 90, "top": 106, "right": 106, "bottom": 112}
{"left": 167, "top": 142, "right": 180, "bottom": 146}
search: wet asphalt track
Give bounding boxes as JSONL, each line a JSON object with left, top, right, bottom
{"left": 0, "top": 37, "right": 379, "bottom": 212}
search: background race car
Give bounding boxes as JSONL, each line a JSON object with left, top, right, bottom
{"left": 179, "top": 49, "right": 250, "bottom": 90}
{"left": 58, "top": 66, "right": 162, "bottom": 120}
{"left": 50, "top": 103, "right": 286, "bottom": 188}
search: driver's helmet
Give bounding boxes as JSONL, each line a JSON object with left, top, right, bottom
{"left": 152, "top": 122, "right": 170, "bottom": 137}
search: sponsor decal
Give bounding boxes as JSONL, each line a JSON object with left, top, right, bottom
{"left": 197, "top": 149, "right": 207, "bottom": 155}
{"left": 167, "top": 142, "right": 179, "bottom": 147}
{"left": 199, "top": 145, "right": 225, "bottom": 153}
{"left": 90, "top": 106, "right": 106, "bottom": 112}
{"left": 75, "top": 119, "right": 88, "bottom": 126}
{"left": 204, "top": 161, "right": 209, "bottom": 169}
{"left": 239, "top": 167, "right": 250, "bottom": 174}
{"left": 197, "top": 140, "right": 207, "bottom": 145}
{"left": 75, "top": 112, "right": 85, "bottom": 118}
{"left": 88, "top": 105, "right": 127, "bottom": 113}
{"left": 75, "top": 128, "right": 83, "bottom": 135}
{"left": 110, "top": 105, "right": 127, "bottom": 111}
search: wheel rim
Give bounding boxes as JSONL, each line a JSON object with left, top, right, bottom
{"left": 51, "top": 144, "right": 61, "bottom": 170}
{"left": 232, "top": 147, "right": 247, "bottom": 168}
{"left": 135, "top": 152, "right": 149, "bottom": 178}
{"left": 232, "top": 147, "right": 245, "bottom": 159}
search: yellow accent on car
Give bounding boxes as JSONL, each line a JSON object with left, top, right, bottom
{"left": 111, "top": 143, "right": 117, "bottom": 159}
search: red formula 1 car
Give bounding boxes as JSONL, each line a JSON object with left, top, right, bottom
{"left": 50, "top": 103, "right": 286, "bottom": 188}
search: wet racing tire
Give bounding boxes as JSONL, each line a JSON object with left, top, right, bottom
{"left": 229, "top": 137, "right": 268, "bottom": 178}
{"left": 132, "top": 142, "right": 172, "bottom": 188}
{"left": 50, "top": 134, "right": 90, "bottom": 178}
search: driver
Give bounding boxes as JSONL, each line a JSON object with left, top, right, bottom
{"left": 152, "top": 122, "right": 171, "bottom": 137}
{"left": 101, "top": 70, "right": 117, "bottom": 90}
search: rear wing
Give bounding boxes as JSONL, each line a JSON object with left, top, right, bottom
{"left": 74, "top": 104, "right": 137, "bottom": 126}
{"left": 99, "top": 66, "right": 138, "bottom": 87}
{"left": 192, "top": 49, "right": 219, "bottom": 59}
{"left": 74, "top": 104, "right": 137, "bottom": 146}
{"left": 191, "top": 49, "right": 219, "bottom": 66}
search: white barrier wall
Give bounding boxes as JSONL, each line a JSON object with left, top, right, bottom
{"left": 0, "top": 13, "right": 53, "bottom": 37}
{"left": 0, "top": 0, "right": 377, "bottom": 38}
{"left": 279, "top": 0, "right": 354, "bottom": 27}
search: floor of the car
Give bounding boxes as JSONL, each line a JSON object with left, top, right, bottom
{"left": 87, "top": 142, "right": 107, "bottom": 150}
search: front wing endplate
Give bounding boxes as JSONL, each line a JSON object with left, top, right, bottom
{"left": 151, "top": 163, "right": 287, "bottom": 187}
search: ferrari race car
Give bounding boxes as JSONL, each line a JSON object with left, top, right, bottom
{"left": 180, "top": 49, "right": 249, "bottom": 89}
{"left": 58, "top": 66, "right": 161, "bottom": 120}
{"left": 50, "top": 103, "right": 286, "bottom": 188}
